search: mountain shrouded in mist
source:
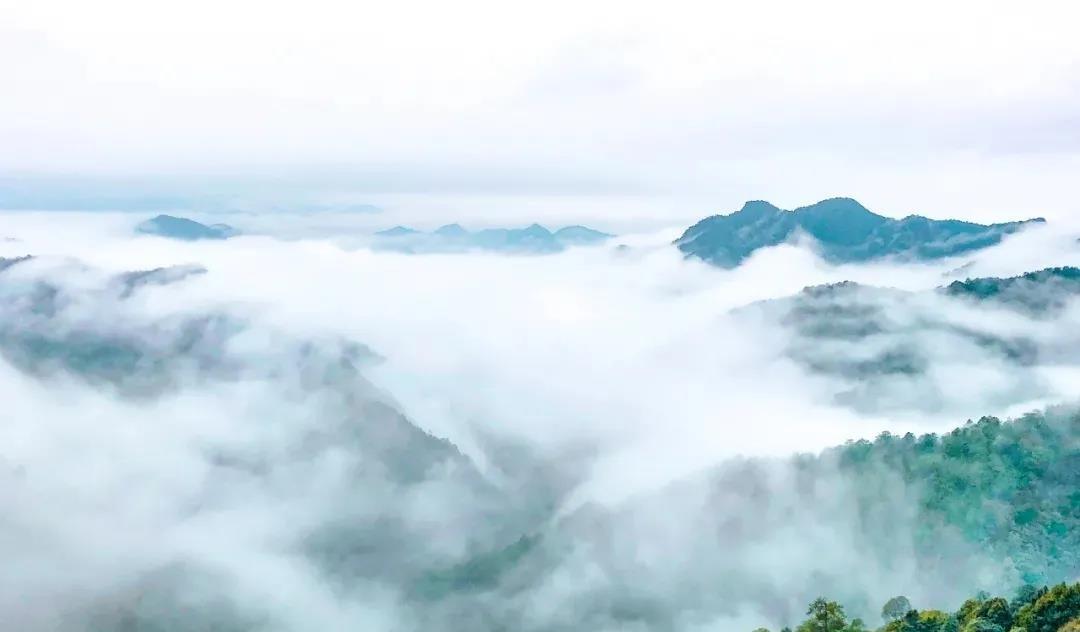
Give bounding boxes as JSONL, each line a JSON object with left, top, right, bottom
{"left": 373, "top": 223, "right": 612, "bottom": 254}
{"left": 0, "top": 253, "right": 542, "bottom": 630}
{"left": 0, "top": 209, "right": 1078, "bottom": 632}
{"left": 731, "top": 267, "right": 1080, "bottom": 414}
{"left": 944, "top": 267, "right": 1080, "bottom": 315}
{"left": 675, "top": 198, "right": 1045, "bottom": 268}
{"left": 135, "top": 214, "right": 240, "bottom": 241}
{"left": 416, "top": 407, "right": 1079, "bottom": 631}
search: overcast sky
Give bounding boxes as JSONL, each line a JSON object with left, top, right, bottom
{"left": 3, "top": 0, "right": 1080, "bottom": 226}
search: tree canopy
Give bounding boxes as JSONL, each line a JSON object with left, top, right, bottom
{"left": 760, "top": 584, "right": 1080, "bottom": 632}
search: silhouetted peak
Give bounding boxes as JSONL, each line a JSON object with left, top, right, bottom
{"left": 521, "top": 223, "right": 552, "bottom": 236}
{"left": 135, "top": 214, "right": 236, "bottom": 241}
{"left": 434, "top": 224, "right": 468, "bottom": 237}
{"left": 737, "top": 200, "right": 782, "bottom": 217}
{"left": 376, "top": 226, "right": 418, "bottom": 237}
{"left": 794, "top": 197, "right": 878, "bottom": 219}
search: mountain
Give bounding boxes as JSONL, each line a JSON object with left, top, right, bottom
{"left": 0, "top": 254, "right": 32, "bottom": 272}
{"left": 375, "top": 226, "right": 420, "bottom": 237}
{"left": 675, "top": 198, "right": 1045, "bottom": 267}
{"left": 135, "top": 214, "right": 239, "bottom": 240}
{"left": 470, "top": 224, "right": 561, "bottom": 253}
{"left": 945, "top": 267, "right": 1080, "bottom": 315}
{"left": 412, "top": 406, "right": 1080, "bottom": 630}
{"left": 113, "top": 263, "right": 208, "bottom": 298}
{"left": 373, "top": 223, "right": 614, "bottom": 254}
{"left": 0, "top": 257, "right": 527, "bottom": 628}
{"left": 434, "top": 223, "right": 470, "bottom": 238}
{"left": 732, "top": 267, "right": 1080, "bottom": 414}
{"left": 553, "top": 225, "right": 613, "bottom": 245}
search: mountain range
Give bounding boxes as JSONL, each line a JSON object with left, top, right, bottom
{"left": 135, "top": 214, "right": 239, "bottom": 240}
{"left": 944, "top": 267, "right": 1080, "bottom": 314}
{"left": 732, "top": 267, "right": 1080, "bottom": 414}
{"left": 373, "top": 223, "right": 612, "bottom": 254}
{"left": 675, "top": 197, "right": 1045, "bottom": 267}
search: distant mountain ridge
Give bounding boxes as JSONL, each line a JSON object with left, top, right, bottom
{"left": 675, "top": 197, "right": 1045, "bottom": 267}
{"left": 374, "top": 223, "right": 612, "bottom": 254}
{"left": 135, "top": 214, "right": 239, "bottom": 240}
{"left": 944, "top": 267, "right": 1080, "bottom": 314}
{"left": 786, "top": 266, "right": 1080, "bottom": 314}
{"left": 733, "top": 266, "right": 1080, "bottom": 414}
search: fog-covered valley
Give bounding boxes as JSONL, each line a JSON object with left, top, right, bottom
{"left": 0, "top": 208, "right": 1078, "bottom": 631}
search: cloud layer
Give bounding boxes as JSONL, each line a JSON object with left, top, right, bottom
{"left": 0, "top": 212, "right": 1078, "bottom": 629}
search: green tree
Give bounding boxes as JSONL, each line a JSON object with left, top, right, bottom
{"left": 1013, "top": 585, "right": 1045, "bottom": 611}
{"left": 883, "top": 597, "right": 914, "bottom": 623}
{"left": 776, "top": 585, "right": 1078, "bottom": 632}
{"left": 1013, "top": 584, "right": 1080, "bottom": 632}
{"left": 797, "top": 598, "right": 849, "bottom": 632}
{"left": 959, "top": 618, "right": 1003, "bottom": 632}
{"left": 975, "top": 597, "right": 1012, "bottom": 630}
{"left": 939, "top": 615, "right": 960, "bottom": 632}
{"left": 915, "top": 610, "right": 951, "bottom": 632}
{"left": 958, "top": 598, "right": 985, "bottom": 627}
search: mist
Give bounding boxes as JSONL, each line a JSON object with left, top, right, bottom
{"left": 0, "top": 211, "right": 1078, "bottom": 631}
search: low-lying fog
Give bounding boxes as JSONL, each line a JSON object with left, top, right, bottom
{"left": 1, "top": 211, "right": 1077, "bottom": 631}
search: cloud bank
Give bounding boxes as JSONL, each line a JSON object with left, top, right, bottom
{"left": 0, "top": 212, "right": 1077, "bottom": 630}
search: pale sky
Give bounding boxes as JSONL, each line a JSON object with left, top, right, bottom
{"left": 3, "top": 0, "right": 1080, "bottom": 226}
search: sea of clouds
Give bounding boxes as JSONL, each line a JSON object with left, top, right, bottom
{"left": 1, "top": 211, "right": 1078, "bottom": 631}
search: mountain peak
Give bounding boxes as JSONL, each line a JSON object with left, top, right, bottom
{"left": 521, "top": 223, "right": 552, "bottom": 236}
{"left": 737, "top": 200, "right": 782, "bottom": 216}
{"left": 376, "top": 226, "right": 418, "bottom": 237}
{"left": 434, "top": 224, "right": 468, "bottom": 237}
{"left": 553, "top": 225, "right": 613, "bottom": 244}
{"left": 676, "top": 198, "right": 1042, "bottom": 267}
{"left": 793, "top": 197, "right": 878, "bottom": 218}
{"left": 790, "top": 198, "right": 887, "bottom": 247}
{"left": 135, "top": 214, "right": 236, "bottom": 241}
{"left": 372, "top": 222, "right": 613, "bottom": 254}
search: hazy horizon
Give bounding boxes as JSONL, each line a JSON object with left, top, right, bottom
{"left": 5, "top": 0, "right": 1080, "bottom": 225}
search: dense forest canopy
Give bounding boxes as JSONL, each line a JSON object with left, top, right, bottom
{"left": 824, "top": 411, "right": 1080, "bottom": 586}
